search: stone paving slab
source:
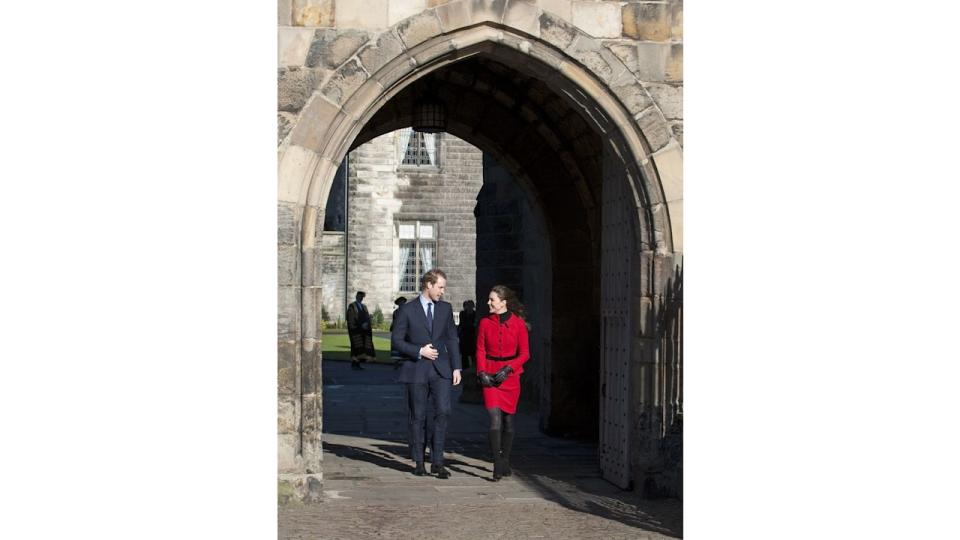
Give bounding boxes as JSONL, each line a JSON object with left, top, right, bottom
{"left": 279, "top": 360, "right": 682, "bottom": 538}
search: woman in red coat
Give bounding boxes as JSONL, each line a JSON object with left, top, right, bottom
{"left": 475, "top": 285, "right": 530, "bottom": 480}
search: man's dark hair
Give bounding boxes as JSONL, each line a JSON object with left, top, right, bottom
{"left": 420, "top": 269, "right": 447, "bottom": 291}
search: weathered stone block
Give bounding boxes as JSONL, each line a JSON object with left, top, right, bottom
{"left": 279, "top": 27, "right": 315, "bottom": 68}
{"left": 278, "top": 397, "right": 299, "bottom": 433}
{"left": 279, "top": 245, "right": 300, "bottom": 286}
{"left": 292, "top": 0, "right": 335, "bottom": 27}
{"left": 634, "top": 42, "right": 667, "bottom": 81}
{"left": 336, "top": 0, "right": 389, "bottom": 29}
{"left": 565, "top": 34, "right": 625, "bottom": 85}
{"left": 278, "top": 472, "right": 324, "bottom": 504}
{"left": 279, "top": 0, "right": 293, "bottom": 26}
{"left": 396, "top": 10, "right": 443, "bottom": 49}
{"left": 302, "top": 286, "right": 322, "bottom": 339}
{"left": 606, "top": 41, "right": 639, "bottom": 74}
{"left": 306, "top": 29, "right": 372, "bottom": 69}
{"left": 279, "top": 204, "right": 298, "bottom": 246}
{"left": 468, "top": 0, "right": 507, "bottom": 24}
{"left": 320, "top": 59, "right": 369, "bottom": 106}
{"left": 634, "top": 106, "right": 672, "bottom": 153}
{"left": 669, "top": 0, "right": 682, "bottom": 40}
{"left": 436, "top": 0, "right": 471, "bottom": 32}
{"left": 609, "top": 73, "right": 653, "bottom": 117}
{"left": 572, "top": 1, "right": 620, "bottom": 38}
{"left": 666, "top": 43, "right": 682, "bottom": 82}
{"left": 301, "top": 343, "right": 321, "bottom": 394}
{"left": 300, "top": 246, "right": 320, "bottom": 287}
{"left": 647, "top": 82, "right": 681, "bottom": 120}
{"left": 389, "top": 0, "right": 429, "bottom": 25}
{"left": 301, "top": 394, "right": 323, "bottom": 433}
{"left": 278, "top": 67, "right": 322, "bottom": 113}
{"left": 280, "top": 146, "right": 324, "bottom": 204}
{"left": 539, "top": 12, "right": 578, "bottom": 50}
{"left": 358, "top": 30, "right": 405, "bottom": 79}
{"left": 278, "top": 112, "right": 296, "bottom": 145}
{"left": 503, "top": 0, "right": 542, "bottom": 38}
{"left": 289, "top": 97, "right": 343, "bottom": 153}
{"left": 278, "top": 341, "right": 298, "bottom": 395}
{"left": 670, "top": 121, "right": 682, "bottom": 145}
{"left": 279, "top": 286, "right": 301, "bottom": 338}
{"left": 622, "top": 2, "right": 680, "bottom": 41}
{"left": 429, "top": 0, "right": 455, "bottom": 6}
{"left": 666, "top": 198, "right": 682, "bottom": 252}
{"left": 278, "top": 435, "right": 302, "bottom": 474}
{"left": 537, "top": 0, "right": 571, "bottom": 21}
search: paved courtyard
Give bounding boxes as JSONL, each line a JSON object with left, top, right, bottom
{"left": 279, "top": 360, "right": 682, "bottom": 539}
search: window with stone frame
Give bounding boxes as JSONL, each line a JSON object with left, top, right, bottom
{"left": 397, "top": 128, "right": 441, "bottom": 167}
{"left": 396, "top": 221, "right": 438, "bottom": 293}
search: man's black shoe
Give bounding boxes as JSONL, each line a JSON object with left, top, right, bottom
{"left": 351, "top": 362, "right": 364, "bottom": 370}
{"left": 432, "top": 464, "right": 450, "bottom": 479}
{"left": 413, "top": 462, "right": 426, "bottom": 476}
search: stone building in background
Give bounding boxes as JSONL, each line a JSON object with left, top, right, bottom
{"left": 320, "top": 129, "right": 483, "bottom": 323}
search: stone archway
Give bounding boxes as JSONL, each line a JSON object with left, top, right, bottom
{"left": 278, "top": 4, "right": 683, "bottom": 501}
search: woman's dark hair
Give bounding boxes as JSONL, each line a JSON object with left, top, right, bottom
{"left": 490, "top": 285, "right": 526, "bottom": 320}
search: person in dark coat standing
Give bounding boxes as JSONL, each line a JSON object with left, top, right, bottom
{"left": 391, "top": 269, "right": 462, "bottom": 479}
{"left": 476, "top": 285, "right": 530, "bottom": 481}
{"left": 390, "top": 296, "right": 409, "bottom": 369}
{"left": 346, "top": 291, "right": 376, "bottom": 370}
{"left": 457, "top": 300, "right": 476, "bottom": 369}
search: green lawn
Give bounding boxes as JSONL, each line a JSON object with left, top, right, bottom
{"left": 321, "top": 330, "right": 393, "bottom": 363}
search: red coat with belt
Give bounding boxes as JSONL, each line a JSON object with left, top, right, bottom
{"left": 476, "top": 311, "right": 530, "bottom": 414}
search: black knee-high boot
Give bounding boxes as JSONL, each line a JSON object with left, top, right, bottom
{"left": 501, "top": 428, "right": 514, "bottom": 477}
{"left": 489, "top": 429, "right": 503, "bottom": 480}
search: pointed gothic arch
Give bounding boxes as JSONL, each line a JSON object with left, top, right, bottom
{"left": 278, "top": 7, "right": 682, "bottom": 501}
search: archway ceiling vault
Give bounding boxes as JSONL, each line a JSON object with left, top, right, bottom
{"left": 352, "top": 56, "right": 603, "bottom": 242}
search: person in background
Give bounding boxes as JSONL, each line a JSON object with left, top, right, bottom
{"left": 346, "top": 291, "right": 376, "bottom": 370}
{"left": 457, "top": 300, "right": 476, "bottom": 369}
{"left": 390, "top": 296, "right": 408, "bottom": 369}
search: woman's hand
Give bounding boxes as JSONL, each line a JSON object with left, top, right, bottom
{"left": 492, "top": 365, "right": 514, "bottom": 385}
{"left": 477, "top": 371, "right": 495, "bottom": 387}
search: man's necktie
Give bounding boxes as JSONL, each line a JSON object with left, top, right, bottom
{"left": 427, "top": 302, "right": 434, "bottom": 333}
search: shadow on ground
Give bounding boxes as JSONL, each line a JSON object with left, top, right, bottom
{"left": 318, "top": 360, "right": 682, "bottom": 537}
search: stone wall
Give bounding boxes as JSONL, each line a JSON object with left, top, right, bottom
{"left": 320, "top": 232, "right": 346, "bottom": 321}
{"left": 278, "top": 0, "right": 684, "bottom": 146}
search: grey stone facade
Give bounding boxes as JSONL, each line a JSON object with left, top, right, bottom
{"left": 322, "top": 130, "right": 484, "bottom": 322}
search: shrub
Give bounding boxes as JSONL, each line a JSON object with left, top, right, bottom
{"left": 372, "top": 307, "right": 385, "bottom": 329}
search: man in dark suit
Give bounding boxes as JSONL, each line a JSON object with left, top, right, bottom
{"left": 391, "top": 269, "right": 462, "bottom": 478}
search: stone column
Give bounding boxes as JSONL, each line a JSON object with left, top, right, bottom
{"left": 278, "top": 202, "right": 305, "bottom": 502}
{"left": 630, "top": 251, "right": 682, "bottom": 497}
{"left": 300, "top": 205, "right": 325, "bottom": 502}
{"left": 277, "top": 203, "right": 326, "bottom": 504}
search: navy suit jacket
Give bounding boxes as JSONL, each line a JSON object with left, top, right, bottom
{"left": 391, "top": 298, "right": 462, "bottom": 383}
